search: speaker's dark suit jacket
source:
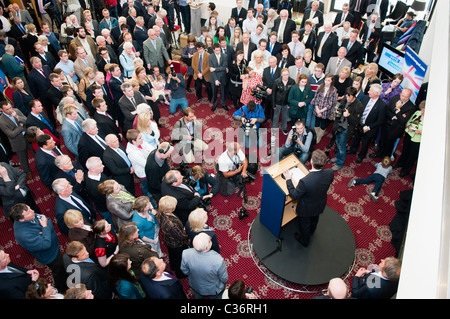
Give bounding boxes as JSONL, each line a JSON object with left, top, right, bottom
{"left": 351, "top": 271, "right": 399, "bottom": 299}
{"left": 102, "top": 145, "right": 135, "bottom": 195}
{"left": 0, "top": 263, "right": 33, "bottom": 299}
{"left": 272, "top": 17, "right": 297, "bottom": 44}
{"left": 286, "top": 169, "right": 335, "bottom": 217}
{"left": 62, "top": 254, "right": 112, "bottom": 299}
{"left": 161, "top": 181, "right": 201, "bottom": 225}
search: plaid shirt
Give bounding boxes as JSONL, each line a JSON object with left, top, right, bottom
{"left": 312, "top": 86, "right": 338, "bottom": 119}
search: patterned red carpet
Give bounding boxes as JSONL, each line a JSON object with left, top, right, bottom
{"left": 0, "top": 89, "right": 413, "bottom": 299}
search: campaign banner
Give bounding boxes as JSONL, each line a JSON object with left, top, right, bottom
{"left": 401, "top": 46, "right": 428, "bottom": 103}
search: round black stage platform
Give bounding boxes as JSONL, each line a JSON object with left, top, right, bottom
{"left": 250, "top": 207, "right": 356, "bottom": 286}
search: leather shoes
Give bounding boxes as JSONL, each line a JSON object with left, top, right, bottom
{"left": 211, "top": 105, "right": 217, "bottom": 111}
{"left": 355, "top": 157, "right": 363, "bottom": 164}
{"left": 294, "top": 232, "right": 308, "bottom": 247}
{"left": 223, "top": 105, "right": 229, "bottom": 111}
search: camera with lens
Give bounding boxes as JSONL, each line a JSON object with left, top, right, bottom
{"left": 239, "top": 207, "right": 249, "bottom": 220}
{"left": 250, "top": 84, "right": 269, "bottom": 100}
{"left": 333, "top": 103, "right": 348, "bottom": 134}
{"left": 198, "top": 196, "right": 212, "bottom": 210}
{"left": 170, "top": 64, "right": 176, "bottom": 77}
{"left": 241, "top": 118, "right": 257, "bottom": 136}
{"left": 292, "top": 128, "right": 300, "bottom": 142}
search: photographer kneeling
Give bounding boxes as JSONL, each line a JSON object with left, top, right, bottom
{"left": 185, "top": 165, "right": 219, "bottom": 209}
{"left": 232, "top": 100, "right": 265, "bottom": 149}
{"left": 276, "top": 120, "right": 314, "bottom": 163}
{"left": 167, "top": 65, "right": 189, "bottom": 115}
{"left": 216, "top": 142, "right": 255, "bottom": 199}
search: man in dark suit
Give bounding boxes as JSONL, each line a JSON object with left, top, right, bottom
{"left": 348, "top": 83, "right": 386, "bottom": 163}
{"left": 267, "top": 32, "right": 281, "bottom": 57}
{"left": 372, "top": 88, "right": 416, "bottom": 159}
{"left": 340, "top": 29, "right": 364, "bottom": 68}
{"left": 33, "top": 42, "right": 57, "bottom": 70}
{"left": 0, "top": 248, "right": 40, "bottom": 299}
{"left": 34, "top": 134, "right": 64, "bottom": 189}
{"left": 236, "top": 32, "right": 257, "bottom": 62}
{"left": 349, "top": 0, "right": 369, "bottom": 29}
{"left": 103, "top": 133, "right": 135, "bottom": 195}
{"left": 161, "top": 170, "right": 201, "bottom": 225}
{"left": 231, "top": 0, "right": 247, "bottom": 29}
{"left": 46, "top": 73, "right": 64, "bottom": 119}
{"left": 332, "top": 2, "right": 355, "bottom": 28}
{"left": 359, "top": 12, "right": 381, "bottom": 63}
{"left": 314, "top": 23, "right": 338, "bottom": 69}
{"left": 54, "top": 154, "right": 91, "bottom": 204}
{"left": 272, "top": 9, "right": 297, "bottom": 44}
{"left": 26, "top": 99, "right": 59, "bottom": 138}
{"left": 8, "top": 17, "right": 30, "bottom": 66}
{"left": 262, "top": 56, "right": 281, "bottom": 121}
{"left": 283, "top": 149, "right": 334, "bottom": 247}
{"left": 92, "top": 96, "right": 121, "bottom": 140}
{"left": 26, "top": 57, "right": 54, "bottom": 125}
{"left": 133, "top": 16, "right": 148, "bottom": 52}
{"left": 107, "top": 64, "right": 125, "bottom": 126}
{"left": 118, "top": 82, "right": 146, "bottom": 135}
{"left": 351, "top": 256, "right": 401, "bottom": 299}
{"left": 145, "top": 143, "right": 173, "bottom": 202}
{"left": 63, "top": 241, "right": 112, "bottom": 299}
{"left": 77, "top": 118, "right": 107, "bottom": 170}
{"left": 53, "top": 177, "right": 97, "bottom": 235}
{"left": 300, "top": 0, "right": 324, "bottom": 31}
{"left": 96, "top": 45, "right": 119, "bottom": 76}
{"left": 141, "top": 256, "right": 187, "bottom": 299}
{"left": 209, "top": 44, "right": 229, "bottom": 111}
{"left": 86, "top": 73, "right": 116, "bottom": 117}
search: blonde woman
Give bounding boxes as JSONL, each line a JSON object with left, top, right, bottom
{"left": 248, "top": 50, "right": 268, "bottom": 76}
{"left": 78, "top": 67, "right": 95, "bottom": 102}
{"left": 361, "top": 63, "right": 381, "bottom": 95}
{"left": 136, "top": 111, "right": 160, "bottom": 149}
{"left": 64, "top": 209, "right": 96, "bottom": 260}
{"left": 185, "top": 208, "right": 220, "bottom": 253}
{"left": 230, "top": 26, "right": 243, "bottom": 49}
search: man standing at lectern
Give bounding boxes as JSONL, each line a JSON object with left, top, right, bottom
{"left": 283, "top": 149, "right": 334, "bottom": 247}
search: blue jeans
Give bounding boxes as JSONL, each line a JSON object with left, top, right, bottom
{"left": 355, "top": 173, "right": 385, "bottom": 196}
{"left": 169, "top": 97, "right": 189, "bottom": 114}
{"left": 335, "top": 129, "right": 347, "bottom": 167}
{"left": 305, "top": 104, "right": 316, "bottom": 128}
{"left": 277, "top": 145, "right": 310, "bottom": 163}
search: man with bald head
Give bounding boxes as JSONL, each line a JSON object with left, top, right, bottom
{"left": 311, "top": 277, "right": 349, "bottom": 299}
{"left": 181, "top": 233, "right": 228, "bottom": 299}
{"left": 371, "top": 88, "right": 416, "bottom": 159}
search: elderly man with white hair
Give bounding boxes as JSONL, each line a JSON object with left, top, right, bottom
{"left": 77, "top": 118, "right": 107, "bottom": 169}
{"left": 181, "top": 232, "right": 228, "bottom": 299}
{"left": 314, "top": 21, "right": 338, "bottom": 68}
{"left": 347, "top": 83, "right": 387, "bottom": 164}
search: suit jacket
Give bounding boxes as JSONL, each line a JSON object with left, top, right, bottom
{"left": 359, "top": 21, "right": 381, "bottom": 48}
{"left": 26, "top": 112, "right": 59, "bottom": 138}
{"left": 142, "top": 37, "right": 170, "bottom": 69}
{"left": 0, "top": 109, "right": 27, "bottom": 152}
{"left": 231, "top": 7, "right": 247, "bottom": 28}
{"left": 385, "top": 97, "right": 416, "bottom": 136}
{"left": 54, "top": 192, "right": 96, "bottom": 235}
{"left": 102, "top": 145, "right": 135, "bottom": 195}
{"left": 351, "top": 271, "right": 398, "bottom": 299}
{"left": 54, "top": 163, "right": 91, "bottom": 204}
{"left": 192, "top": 51, "right": 211, "bottom": 82}
{"left": 99, "top": 17, "right": 119, "bottom": 30}
{"left": 61, "top": 118, "right": 83, "bottom": 158}
{"left": 209, "top": 52, "right": 228, "bottom": 84}
{"left": 333, "top": 12, "right": 355, "bottom": 27}
{"left": 325, "top": 57, "right": 352, "bottom": 75}
{"left": 46, "top": 85, "right": 64, "bottom": 109}
{"left": 0, "top": 263, "right": 33, "bottom": 299}
{"left": 73, "top": 55, "right": 98, "bottom": 80}
{"left": 266, "top": 41, "right": 281, "bottom": 57}
{"left": 70, "top": 36, "right": 98, "bottom": 61}
{"left": 340, "top": 38, "right": 364, "bottom": 68}
{"left": 133, "top": 25, "right": 148, "bottom": 50}
{"left": 161, "top": 181, "right": 201, "bottom": 225}
{"left": 349, "top": 0, "right": 369, "bottom": 15}
{"left": 27, "top": 66, "right": 52, "bottom": 103}
{"left": 140, "top": 270, "right": 186, "bottom": 299}
{"left": 299, "top": 29, "right": 316, "bottom": 52}
{"left": 63, "top": 254, "right": 112, "bottom": 299}
{"left": 108, "top": 75, "right": 125, "bottom": 105}
{"left": 35, "top": 52, "right": 57, "bottom": 70}
{"left": 85, "top": 172, "right": 109, "bottom": 212}
{"left": 0, "top": 162, "right": 30, "bottom": 216}
{"left": 93, "top": 111, "right": 120, "bottom": 138}
{"left": 118, "top": 91, "right": 146, "bottom": 134}
{"left": 235, "top": 41, "right": 257, "bottom": 63}
{"left": 301, "top": 9, "right": 324, "bottom": 31}
{"left": 272, "top": 18, "right": 297, "bottom": 44}
{"left": 262, "top": 66, "right": 281, "bottom": 90}
{"left": 314, "top": 31, "right": 338, "bottom": 68}
{"left": 77, "top": 132, "right": 107, "bottom": 169}
{"left": 286, "top": 169, "right": 335, "bottom": 217}
{"left": 34, "top": 147, "right": 63, "bottom": 188}
{"left": 288, "top": 65, "right": 311, "bottom": 81}
{"left": 360, "top": 95, "right": 386, "bottom": 134}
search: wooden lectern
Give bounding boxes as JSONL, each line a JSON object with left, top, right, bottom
{"left": 259, "top": 154, "right": 309, "bottom": 239}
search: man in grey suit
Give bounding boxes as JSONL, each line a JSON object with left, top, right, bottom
{"left": 181, "top": 233, "right": 228, "bottom": 299}
{"left": 288, "top": 56, "right": 311, "bottom": 82}
{"left": 118, "top": 82, "right": 146, "bottom": 136}
{"left": 209, "top": 43, "right": 229, "bottom": 111}
{"left": 0, "top": 101, "right": 31, "bottom": 177}
{"left": 325, "top": 47, "right": 352, "bottom": 76}
{"left": 60, "top": 104, "right": 84, "bottom": 159}
{"left": 142, "top": 28, "right": 171, "bottom": 74}
{"left": 11, "top": 3, "right": 34, "bottom": 25}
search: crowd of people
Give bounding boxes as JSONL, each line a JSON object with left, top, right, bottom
{"left": 0, "top": 0, "right": 421, "bottom": 300}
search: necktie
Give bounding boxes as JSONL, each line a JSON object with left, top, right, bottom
{"left": 347, "top": 41, "right": 353, "bottom": 52}
{"left": 336, "top": 59, "right": 342, "bottom": 74}
{"left": 18, "top": 24, "right": 25, "bottom": 34}
{"left": 105, "top": 112, "right": 112, "bottom": 119}
{"left": 355, "top": 0, "right": 361, "bottom": 12}
{"left": 70, "top": 195, "right": 92, "bottom": 219}
{"left": 116, "top": 148, "right": 132, "bottom": 167}
{"left": 51, "top": 148, "right": 61, "bottom": 157}
{"left": 361, "top": 99, "right": 375, "bottom": 124}
{"left": 84, "top": 59, "right": 90, "bottom": 67}
{"left": 138, "top": 145, "right": 143, "bottom": 149}
{"left": 38, "top": 114, "right": 52, "bottom": 131}
{"left": 271, "top": 68, "right": 274, "bottom": 78}
{"left": 317, "top": 34, "right": 328, "bottom": 57}
{"left": 131, "top": 97, "right": 136, "bottom": 107}
{"left": 269, "top": 43, "right": 273, "bottom": 53}
{"left": 199, "top": 54, "right": 203, "bottom": 72}
{"left": 39, "top": 69, "right": 45, "bottom": 77}
{"left": 95, "top": 135, "right": 106, "bottom": 148}
{"left": 74, "top": 121, "right": 82, "bottom": 134}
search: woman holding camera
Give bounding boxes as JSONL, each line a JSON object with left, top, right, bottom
{"left": 272, "top": 68, "right": 295, "bottom": 135}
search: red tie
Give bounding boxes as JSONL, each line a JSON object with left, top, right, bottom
{"left": 138, "top": 145, "right": 143, "bottom": 149}
{"left": 39, "top": 69, "right": 45, "bottom": 77}
{"left": 106, "top": 112, "right": 112, "bottom": 119}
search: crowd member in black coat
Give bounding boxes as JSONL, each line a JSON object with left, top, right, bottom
{"left": 272, "top": 9, "right": 296, "bottom": 44}
{"left": 262, "top": 56, "right": 281, "bottom": 122}
{"left": 283, "top": 149, "right": 334, "bottom": 247}
{"left": 314, "top": 23, "right": 338, "bottom": 69}
{"left": 77, "top": 119, "right": 108, "bottom": 170}
{"left": 359, "top": 12, "right": 381, "bottom": 64}
{"left": 340, "top": 29, "right": 364, "bottom": 69}
{"left": 231, "top": 0, "right": 247, "bottom": 29}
